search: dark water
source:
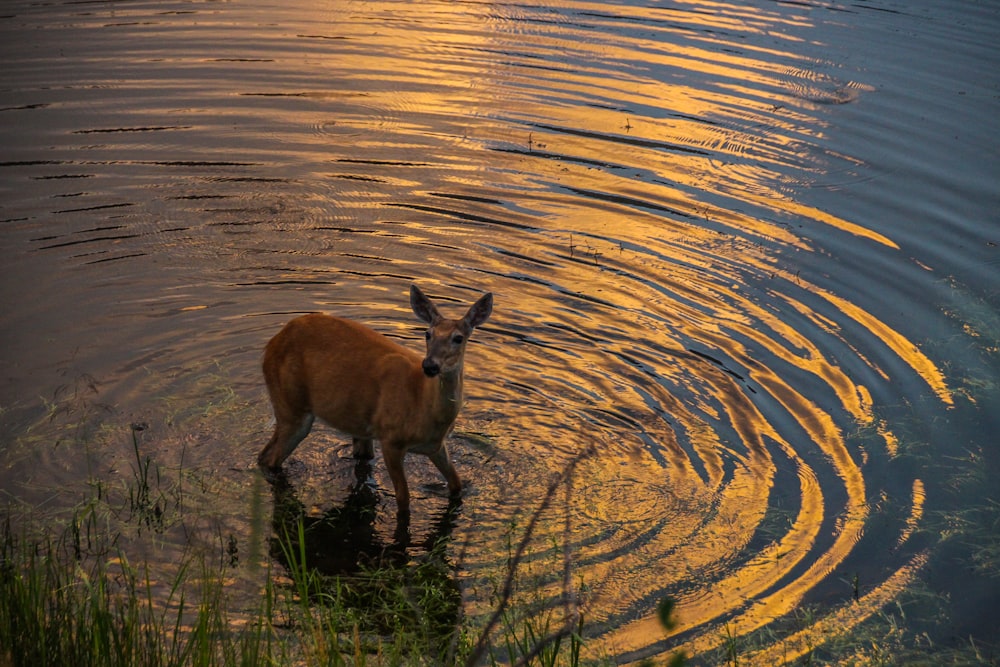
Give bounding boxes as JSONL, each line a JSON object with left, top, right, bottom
{"left": 2, "top": 0, "right": 998, "bottom": 662}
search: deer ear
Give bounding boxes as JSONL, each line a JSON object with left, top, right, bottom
{"left": 464, "top": 292, "right": 493, "bottom": 329}
{"left": 410, "top": 284, "right": 442, "bottom": 324}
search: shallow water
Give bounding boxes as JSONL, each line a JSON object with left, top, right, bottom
{"left": 2, "top": 0, "right": 998, "bottom": 661}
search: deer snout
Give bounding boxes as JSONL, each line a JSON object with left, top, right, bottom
{"left": 422, "top": 358, "right": 441, "bottom": 377}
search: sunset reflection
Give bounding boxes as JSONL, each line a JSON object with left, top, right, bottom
{"left": 0, "top": 0, "right": 971, "bottom": 663}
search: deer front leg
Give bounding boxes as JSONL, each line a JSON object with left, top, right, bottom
{"left": 428, "top": 444, "right": 462, "bottom": 499}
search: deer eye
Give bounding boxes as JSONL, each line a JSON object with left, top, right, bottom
{"left": 425, "top": 329, "right": 432, "bottom": 341}
{"left": 452, "top": 334, "right": 464, "bottom": 345}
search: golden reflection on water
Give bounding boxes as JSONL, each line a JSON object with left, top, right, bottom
{"left": 289, "top": 0, "right": 947, "bottom": 658}
{"left": 1, "top": 0, "right": 957, "bottom": 663}
{"left": 377, "top": 1, "right": 949, "bottom": 659}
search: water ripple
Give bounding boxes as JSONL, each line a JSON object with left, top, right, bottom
{"left": 1, "top": 0, "right": 996, "bottom": 662}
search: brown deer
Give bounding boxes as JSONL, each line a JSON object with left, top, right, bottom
{"left": 258, "top": 284, "right": 493, "bottom": 514}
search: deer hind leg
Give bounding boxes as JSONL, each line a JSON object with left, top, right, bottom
{"left": 259, "top": 351, "right": 314, "bottom": 469}
{"left": 258, "top": 412, "right": 314, "bottom": 469}
{"left": 382, "top": 444, "right": 411, "bottom": 513}
{"left": 352, "top": 437, "right": 374, "bottom": 460}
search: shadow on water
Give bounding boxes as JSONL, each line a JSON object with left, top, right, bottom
{"left": 267, "top": 461, "right": 463, "bottom": 645}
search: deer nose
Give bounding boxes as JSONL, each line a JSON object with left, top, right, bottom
{"left": 422, "top": 358, "right": 441, "bottom": 377}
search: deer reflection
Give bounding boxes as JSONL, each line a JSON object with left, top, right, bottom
{"left": 266, "top": 462, "right": 463, "bottom": 645}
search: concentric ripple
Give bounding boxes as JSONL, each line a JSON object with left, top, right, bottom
{"left": 2, "top": 0, "right": 996, "bottom": 662}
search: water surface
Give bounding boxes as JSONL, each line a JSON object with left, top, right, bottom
{"left": 2, "top": 0, "right": 998, "bottom": 662}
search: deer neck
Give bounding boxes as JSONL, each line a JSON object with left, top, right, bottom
{"left": 431, "top": 365, "right": 464, "bottom": 424}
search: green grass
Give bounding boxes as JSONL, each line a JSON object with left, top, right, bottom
{"left": 0, "top": 497, "right": 591, "bottom": 667}
{"left": 0, "top": 514, "right": 422, "bottom": 666}
{"left": 0, "top": 506, "right": 273, "bottom": 667}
